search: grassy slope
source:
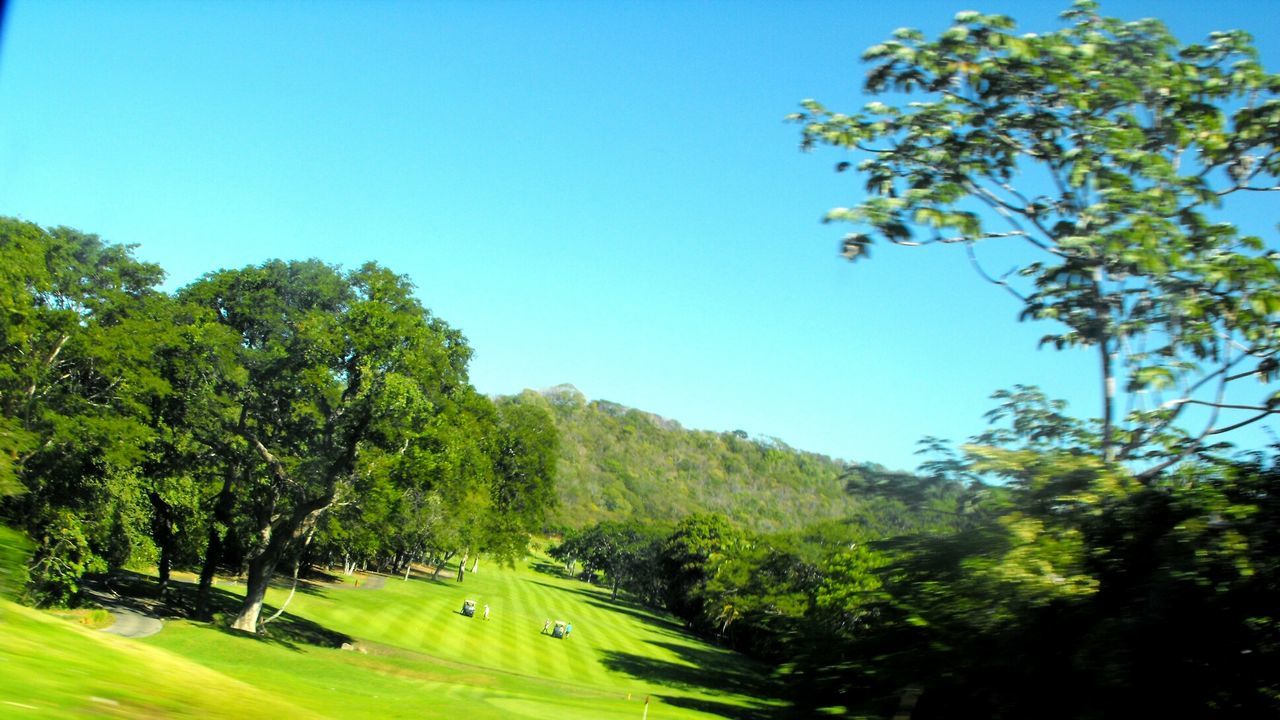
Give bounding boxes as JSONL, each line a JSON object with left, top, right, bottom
{"left": 144, "top": 554, "right": 783, "bottom": 720}
{"left": 0, "top": 595, "right": 321, "bottom": 718}
{"left": 1, "top": 517, "right": 781, "bottom": 719}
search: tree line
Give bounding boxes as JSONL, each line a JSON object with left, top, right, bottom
{"left": 0, "top": 218, "right": 558, "bottom": 632}
{"left": 560, "top": 3, "right": 1280, "bottom": 716}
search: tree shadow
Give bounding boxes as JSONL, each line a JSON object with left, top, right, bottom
{"left": 599, "top": 644, "right": 785, "bottom": 718}
{"left": 529, "top": 560, "right": 567, "bottom": 577}
{"left": 83, "top": 569, "right": 351, "bottom": 652}
{"left": 526, "top": 579, "right": 688, "bottom": 636}
{"left": 582, "top": 598, "right": 686, "bottom": 634}
{"left": 659, "top": 695, "right": 790, "bottom": 720}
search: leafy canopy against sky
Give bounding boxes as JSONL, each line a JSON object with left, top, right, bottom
{"left": 1, "top": 0, "right": 1277, "bottom": 471}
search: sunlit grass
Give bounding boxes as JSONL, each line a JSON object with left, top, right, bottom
{"left": 1, "top": 525, "right": 783, "bottom": 719}
{"left": 0, "top": 599, "right": 320, "bottom": 718}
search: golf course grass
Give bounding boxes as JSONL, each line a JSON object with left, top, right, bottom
{"left": 1, "top": 531, "right": 786, "bottom": 719}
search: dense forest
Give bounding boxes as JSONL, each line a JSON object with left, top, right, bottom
{"left": 525, "top": 384, "right": 891, "bottom": 532}
{"left": 0, "top": 217, "right": 558, "bottom": 632}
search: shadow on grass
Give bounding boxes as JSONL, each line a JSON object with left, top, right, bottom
{"left": 601, "top": 644, "right": 779, "bottom": 698}
{"left": 582, "top": 598, "right": 685, "bottom": 634}
{"left": 659, "top": 695, "right": 789, "bottom": 720}
{"left": 528, "top": 579, "right": 686, "bottom": 635}
{"left": 83, "top": 570, "right": 351, "bottom": 652}
{"left": 600, "top": 644, "right": 786, "bottom": 719}
{"left": 529, "top": 560, "right": 566, "bottom": 577}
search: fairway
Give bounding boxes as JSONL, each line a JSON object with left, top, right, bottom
{"left": 135, "top": 552, "right": 785, "bottom": 720}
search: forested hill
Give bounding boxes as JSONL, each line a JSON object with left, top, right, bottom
{"left": 514, "top": 385, "right": 871, "bottom": 532}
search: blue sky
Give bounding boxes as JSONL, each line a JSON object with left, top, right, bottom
{"left": 1, "top": 0, "right": 1277, "bottom": 472}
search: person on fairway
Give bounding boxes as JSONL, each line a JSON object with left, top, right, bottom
{"left": 541, "top": 619, "right": 551, "bottom": 634}
{"left": 565, "top": 622, "right": 573, "bottom": 638}
{"left": 483, "top": 604, "right": 491, "bottom": 620}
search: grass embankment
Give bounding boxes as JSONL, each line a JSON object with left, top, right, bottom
{"left": 0, "top": 526, "right": 319, "bottom": 718}
{"left": 1, "top": 525, "right": 784, "bottom": 719}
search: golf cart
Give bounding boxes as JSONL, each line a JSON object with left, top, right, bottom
{"left": 461, "top": 599, "right": 477, "bottom": 617}
{"left": 551, "top": 620, "right": 567, "bottom": 638}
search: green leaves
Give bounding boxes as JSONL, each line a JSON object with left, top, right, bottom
{"left": 795, "top": 1, "right": 1280, "bottom": 468}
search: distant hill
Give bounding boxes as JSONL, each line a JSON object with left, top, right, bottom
{"left": 508, "top": 385, "right": 877, "bottom": 533}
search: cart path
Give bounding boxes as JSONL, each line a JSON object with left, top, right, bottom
{"left": 100, "top": 605, "right": 164, "bottom": 638}
{"left": 85, "top": 591, "right": 165, "bottom": 639}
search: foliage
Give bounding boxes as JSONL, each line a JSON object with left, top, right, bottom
{"left": 26, "top": 509, "right": 105, "bottom": 607}
{"left": 0, "top": 218, "right": 173, "bottom": 604}
{"left": 538, "top": 384, "right": 879, "bottom": 532}
{"left": 551, "top": 519, "right": 666, "bottom": 602}
{"left": 784, "top": 5, "right": 1280, "bottom": 712}
{"left": 0, "top": 218, "right": 559, "bottom": 620}
{"left": 791, "top": 0, "right": 1280, "bottom": 472}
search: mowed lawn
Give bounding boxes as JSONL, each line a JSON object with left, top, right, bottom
{"left": 140, "top": 553, "right": 785, "bottom": 720}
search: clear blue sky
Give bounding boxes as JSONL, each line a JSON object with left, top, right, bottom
{"left": 1, "top": 1, "right": 1277, "bottom": 472}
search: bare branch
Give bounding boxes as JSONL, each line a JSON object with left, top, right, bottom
{"left": 249, "top": 436, "right": 291, "bottom": 486}
{"left": 966, "top": 243, "right": 1027, "bottom": 302}
{"left": 1206, "top": 410, "right": 1278, "bottom": 436}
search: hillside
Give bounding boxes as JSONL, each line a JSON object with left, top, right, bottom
{"left": 516, "top": 385, "right": 872, "bottom": 532}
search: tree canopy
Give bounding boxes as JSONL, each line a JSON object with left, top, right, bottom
{"left": 791, "top": 0, "right": 1280, "bottom": 472}
{"left": 0, "top": 219, "right": 559, "bottom": 626}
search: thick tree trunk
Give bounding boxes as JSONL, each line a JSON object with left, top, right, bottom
{"left": 230, "top": 502, "right": 327, "bottom": 633}
{"left": 231, "top": 549, "right": 276, "bottom": 633}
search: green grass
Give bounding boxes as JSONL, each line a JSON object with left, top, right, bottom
{"left": 0, "top": 596, "right": 321, "bottom": 718}
{"left": 1, "top": 529, "right": 784, "bottom": 719}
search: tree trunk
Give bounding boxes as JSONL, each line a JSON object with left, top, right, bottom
{"left": 231, "top": 548, "right": 275, "bottom": 633}
{"left": 196, "top": 461, "right": 240, "bottom": 619}
{"left": 230, "top": 502, "right": 327, "bottom": 633}
{"left": 148, "top": 491, "right": 174, "bottom": 597}
{"left": 431, "top": 550, "right": 455, "bottom": 580}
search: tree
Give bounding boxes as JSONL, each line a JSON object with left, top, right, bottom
{"left": 180, "top": 260, "right": 474, "bottom": 632}
{"left": 785, "top": 5, "right": 1280, "bottom": 715}
{"left": 487, "top": 394, "right": 559, "bottom": 555}
{"left": 0, "top": 219, "right": 172, "bottom": 604}
{"left": 660, "top": 513, "right": 745, "bottom": 629}
{"left": 791, "top": 1, "right": 1280, "bottom": 473}
{"left": 553, "top": 520, "right": 664, "bottom": 601}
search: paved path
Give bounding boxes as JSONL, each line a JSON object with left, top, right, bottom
{"left": 99, "top": 604, "right": 164, "bottom": 638}
{"left": 80, "top": 583, "right": 165, "bottom": 639}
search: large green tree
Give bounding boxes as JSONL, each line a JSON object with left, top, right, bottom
{"left": 786, "top": 4, "right": 1280, "bottom": 716}
{"left": 792, "top": 0, "right": 1280, "bottom": 472}
{"left": 180, "top": 259, "right": 475, "bottom": 632}
{"left": 0, "top": 219, "right": 172, "bottom": 604}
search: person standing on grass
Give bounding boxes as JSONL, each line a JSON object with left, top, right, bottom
{"left": 483, "top": 604, "right": 491, "bottom": 620}
{"left": 565, "top": 622, "right": 572, "bottom": 638}
{"left": 542, "top": 619, "right": 551, "bottom": 634}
